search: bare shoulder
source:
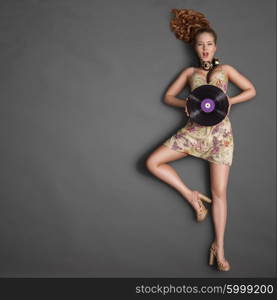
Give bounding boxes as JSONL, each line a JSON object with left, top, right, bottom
{"left": 221, "top": 64, "right": 240, "bottom": 76}
{"left": 175, "top": 66, "right": 195, "bottom": 82}
{"left": 221, "top": 64, "right": 234, "bottom": 71}
{"left": 182, "top": 66, "right": 195, "bottom": 79}
{"left": 180, "top": 66, "right": 195, "bottom": 77}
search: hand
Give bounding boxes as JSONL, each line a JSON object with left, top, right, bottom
{"left": 227, "top": 96, "right": 232, "bottom": 116}
{"left": 184, "top": 98, "right": 189, "bottom": 117}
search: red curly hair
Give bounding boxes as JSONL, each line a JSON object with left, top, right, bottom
{"left": 170, "top": 9, "right": 217, "bottom": 46}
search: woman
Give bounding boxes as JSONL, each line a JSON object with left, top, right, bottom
{"left": 146, "top": 9, "right": 256, "bottom": 271}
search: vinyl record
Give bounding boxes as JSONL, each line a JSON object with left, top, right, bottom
{"left": 187, "top": 85, "right": 229, "bottom": 126}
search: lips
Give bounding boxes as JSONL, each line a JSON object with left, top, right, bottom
{"left": 203, "top": 52, "right": 209, "bottom": 57}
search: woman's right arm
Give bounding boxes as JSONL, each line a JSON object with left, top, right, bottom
{"left": 163, "top": 67, "right": 194, "bottom": 111}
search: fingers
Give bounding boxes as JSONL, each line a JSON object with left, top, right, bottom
{"left": 185, "top": 106, "right": 189, "bottom": 117}
{"left": 227, "top": 104, "right": 231, "bottom": 116}
{"left": 185, "top": 98, "right": 189, "bottom": 117}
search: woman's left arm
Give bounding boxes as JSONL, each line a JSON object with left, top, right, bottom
{"left": 225, "top": 64, "right": 257, "bottom": 105}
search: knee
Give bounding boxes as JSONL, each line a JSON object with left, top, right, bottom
{"left": 211, "top": 187, "right": 227, "bottom": 200}
{"left": 145, "top": 156, "right": 160, "bottom": 172}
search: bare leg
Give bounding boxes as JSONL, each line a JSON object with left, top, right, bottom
{"left": 146, "top": 145, "right": 200, "bottom": 210}
{"left": 209, "top": 161, "right": 230, "bottom": 265}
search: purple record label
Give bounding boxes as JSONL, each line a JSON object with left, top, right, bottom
{"left": 200, "top": 98, "right": 215, "bottom": 113}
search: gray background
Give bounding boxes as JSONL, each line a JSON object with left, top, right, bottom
{"left": 0, "top": 0, "right": 275, "bottom": 277}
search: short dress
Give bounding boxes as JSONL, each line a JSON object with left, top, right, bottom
{"left": 163, "top": 68, "right": 234, "bottom": 166}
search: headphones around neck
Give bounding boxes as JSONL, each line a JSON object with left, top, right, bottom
{"left": 199, "top": 57, "right": 220, "bottom": 71}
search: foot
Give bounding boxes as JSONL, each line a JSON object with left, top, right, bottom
{"left": 187, "top": 190, "right": 202, "bottom": 210}
{"left": 211, "top": 242, "right": 230, "bottom": 271}
{"left": 186, "top": 190, "right": 199, "bottom": 209}
{"left": 187, "top": 190, "right": 208, "bottom": 222}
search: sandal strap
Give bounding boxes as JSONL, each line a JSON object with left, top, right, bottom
{"left": 210, "top": 244, "right": 230, "bottom": 269}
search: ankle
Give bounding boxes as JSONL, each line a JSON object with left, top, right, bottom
{"left": 213, "top": 241, "right": 224, "bottom": 249}
{"left": 182, "top": 190, "right": 193, "bottom": 203}
{"left": 184, "top": 189, "right": 193, "bottom": 197}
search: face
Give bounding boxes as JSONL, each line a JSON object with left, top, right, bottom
{"left": 194, "top": 32, "right": 217, "bottom": 63}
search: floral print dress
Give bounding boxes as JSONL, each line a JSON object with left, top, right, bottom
{"left": 163, "top": 68, "right": 234, "bottom": 166}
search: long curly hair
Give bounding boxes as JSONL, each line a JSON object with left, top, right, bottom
{"left": 170, "top": 9, "right": 217, "bottom": 46}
